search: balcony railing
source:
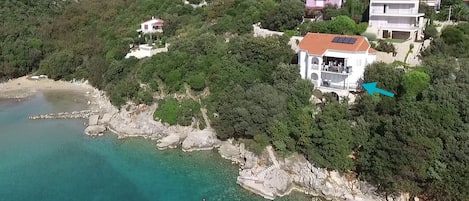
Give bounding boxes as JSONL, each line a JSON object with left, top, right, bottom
{"left": 377, "top": 24, "right": 420, "bottom": 30}
{"left": 320, "top": 81, "right": 348, "bottom": 90}
{"left": 321, "top": 65, "right": 352, "bottom": 74}
{"left": 371, "top": 9, "right": 418, "bottom": 15}
{"left": 320, "top": 81, "right": 360, "bottom": 91}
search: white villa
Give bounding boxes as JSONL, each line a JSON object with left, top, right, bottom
{"left": 298, "top": 33, "right": 377, "bottom": 97}
{"left": 368, "top": 0, "right": 425, "bottom": 40}
{"left": 137, "top": 17, "right": 164, "bottom": 34}
{"left": 125, "top": 17, "right": 168, "bottom": 59}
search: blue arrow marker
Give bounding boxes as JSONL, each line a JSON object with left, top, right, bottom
{"left": 362, "top": 82, "right": 395, "bottom": 97}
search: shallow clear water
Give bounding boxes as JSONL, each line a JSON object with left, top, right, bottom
{"left": 0, "top": 93, "right": 313, "bottom": 201}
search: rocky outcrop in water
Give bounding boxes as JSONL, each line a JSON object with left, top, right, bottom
{"left": 156, "top": 127, "right": 191, "bottom": 150}
{"left": 84, "top": 125, "right": 106, "bottom": 136}
{"left": 97, "top": 103, "right": 222, "bottom": 153}
{"left": 182, "top": 129, "right": 220, "bottom": 152}
{"left": 28, "top": 110, "right": 96, "bottom": 120}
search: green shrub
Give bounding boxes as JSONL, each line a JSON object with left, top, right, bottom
{"left": 154, "top": 98, "right": 179, "bottom": 125}
{"left": 153, "top": 98, "right": 201, "bottom": 126}
{"left": 283, "top": 30, "right": 297, "bottom": 38}
{"left": 187, "top": 73, "right": 206, "bottom": 91}
{"left": 254, "top": 133, "right": 271, "bottom": 148}
{"left": 178, "top": 99, "right": 201, "bottom": 126}
{"left": 356, "top": 22, "right": 368, "bottom": 34}
{"left": 375, "top": 39, "right": 396, "bottom": 56}
{"left": 424, "top": 25, "right": 438, "bottom": 40}
{"left": 136, "top": 90, "right": 154, "bottom": 105}
{"left": 108, "top": 79, "right": 140, "bottom": 106}
{"left": 402, "top": 71, "right": 431, "bottom": 99}
{"left": 110, "top": 92, "right": 125, "bottom": 107}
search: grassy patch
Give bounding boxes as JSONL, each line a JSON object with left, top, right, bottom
{"left": 154, "top": 98, "right": 179, "bottom": 125}
{"left": 153, "top": 98, "right": 202, "bottom": 126}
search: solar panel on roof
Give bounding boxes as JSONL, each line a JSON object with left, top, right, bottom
{"left": 342, "top": 38, "right": 349, "bottom": 44}
{"left": 332, "top": 37, "right": 357, "bottom": 44}
{"left": 347, "top": 38, "right": 357, "bottom": 44}
{"left": 342, "top": 38, "right": 350, "bottom": 44}
{"left": 337, "top": 37, "right": 345, "bottom": 43}
{"left": 332, "top": 37, "right": 340, "bottom": 43}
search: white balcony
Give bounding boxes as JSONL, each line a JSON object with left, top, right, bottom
{"left": 370, "top": 12, "right": 424, "bottom": 17}
{"left": 376, "top": 23, "right": 420, "bottom": 32}
{"left": 371, "top": 0, "right": 420, "bottom": 4}
{"left": 321, "top": 64, "right": 352, "bottom": 74}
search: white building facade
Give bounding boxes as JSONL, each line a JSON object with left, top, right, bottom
{"left": 369, "top": 0, "right": 425, "bottom": 40}
{"left": 298, "top": 33, "right": 377, "bottom": 97}
{"left": 137, "top": 17, "right": 164, "bottom": 34}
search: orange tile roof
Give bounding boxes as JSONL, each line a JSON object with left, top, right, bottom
{"left": 369, "top": 48, "right": 378, "bottom": 54}
{"left": 298, "top": 33, "right": 371, "bottom": 55}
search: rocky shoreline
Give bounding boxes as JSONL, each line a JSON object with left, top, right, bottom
{"left": 16, "top": 80, "right": 414, "bottom": 201}
{"left": 77, "top": 91, "right": 413, "bottom": 201}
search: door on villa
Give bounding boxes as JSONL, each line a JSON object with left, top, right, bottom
{"left": 383, "top": 30, "right": 390, "bottom": 38}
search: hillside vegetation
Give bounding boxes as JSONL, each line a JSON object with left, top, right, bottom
{"left": 2, "top": 0, "right": 469, "bottom": 200}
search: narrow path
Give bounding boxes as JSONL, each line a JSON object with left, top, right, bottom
{"left": 184, "top": 84, "right": 199, "bottom": 102}
{"left": 200, "top": 107, "right": 211, "bottom": 129}
{"left": 184, "top": 84, "right": 211, "bottom": 129}
{"left": 266, "top": 146, "right": 280, "bottom": 168}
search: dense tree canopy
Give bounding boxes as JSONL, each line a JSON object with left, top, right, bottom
{"left": 298, "top": 15, "right": 368, "bottom": 35}
{"left": 352, "top": 23, "right": 469, "bottom": 200}
{"left": 260, "top": 0, "right": 305, "bottom": 31}
{"left": 0, "top": 0, "right": 67, "bottom": 81}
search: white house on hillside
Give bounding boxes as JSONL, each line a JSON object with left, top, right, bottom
{"left": 421, "top": 0, "right": 441, "bottom": 11}
{"left": 298, "top": 33, "right": 377, "bottom": 97}
{"left": 126, "top": 17, "right": 168, "bottom": 59}
{"left": 137, "top": 17, "right": 164, "bottom": 34}
{"left": 368, "top": 0, "right": 425, "bottom": 40}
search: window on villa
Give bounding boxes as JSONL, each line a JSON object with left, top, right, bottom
{"left": 383, "top": 4, "right": 387, "bottom": 13}
{"left": 312, "top": 57, "right": 319, "bottom": 64}
{"left": 144, "top": 24, "right": 148, "bottom": 30}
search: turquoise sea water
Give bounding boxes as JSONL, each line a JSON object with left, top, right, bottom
{"left": 0, "top": 93, "right": 313, "bottom": 201}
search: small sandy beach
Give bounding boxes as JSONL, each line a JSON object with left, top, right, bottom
{"left": 0, "top": 76, "right": 93, "bottom": 99}
{"left": 0, "top": 76, "right": 116, "bottom": 114}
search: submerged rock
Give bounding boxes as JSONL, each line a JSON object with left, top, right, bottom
{"left": 84, "top": 125, "right": 106, "bottom": 136}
